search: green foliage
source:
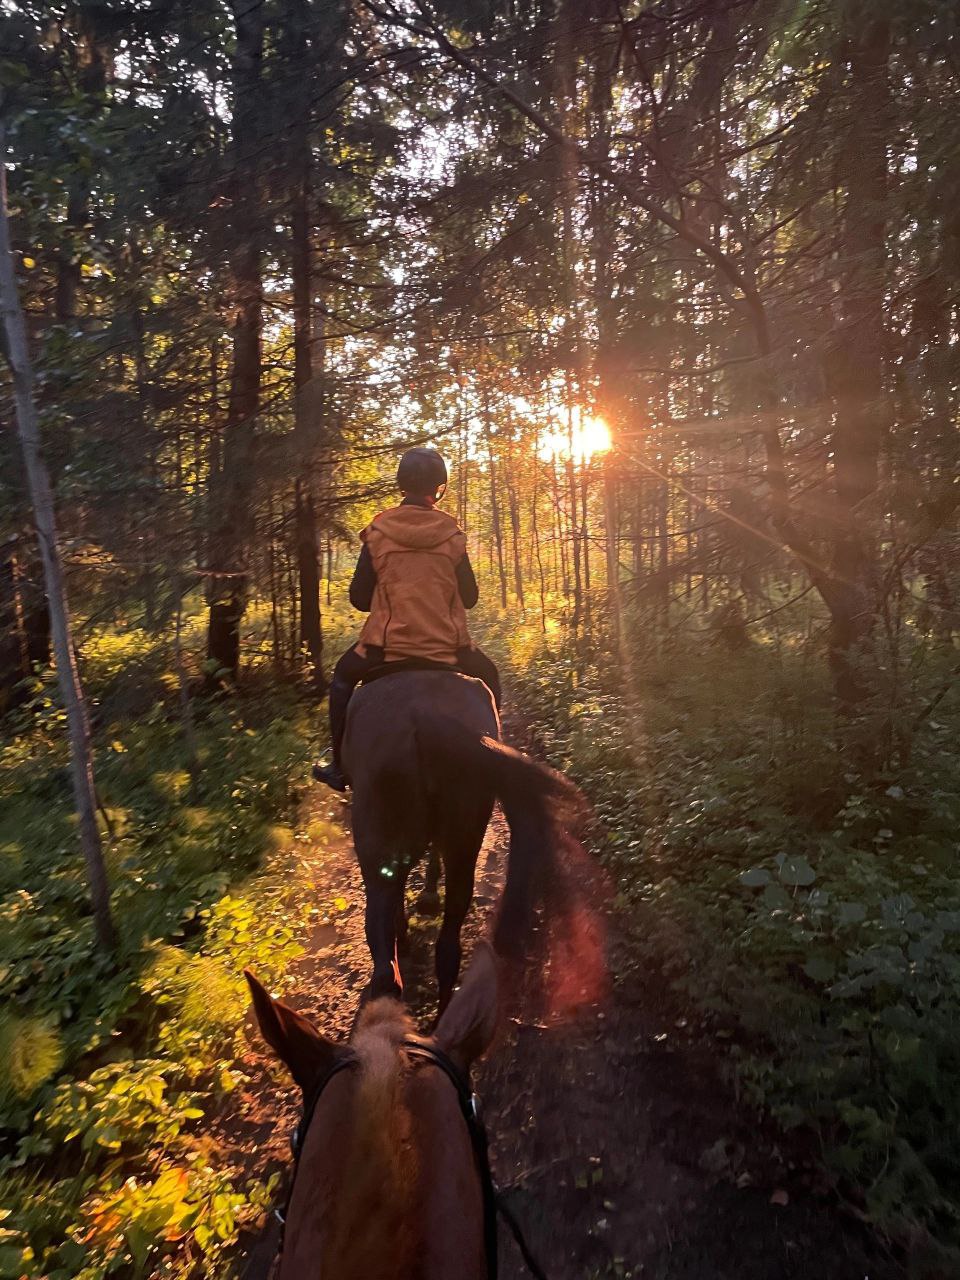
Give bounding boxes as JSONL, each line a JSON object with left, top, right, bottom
{"left": 502, "top": 620, "right": 960, "bottom": 1263}
{"left": 0, "top": 1015, "right": 63, "bottom": 1110}
{"left": 32, "top": 1061, "right": 203, "bottom": 1156}
{"left": 0, "top": 617, "right": 324, "bottom": 1277}
{"left": 142, "top": 946, "right": 246, "bottom": 1039}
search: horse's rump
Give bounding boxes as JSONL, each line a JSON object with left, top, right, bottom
{"left": 344, "top": 670, "right": 498, "bottom": 851}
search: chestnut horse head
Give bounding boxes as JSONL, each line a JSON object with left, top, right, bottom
{"left": 246, "top": 944, "right": 500, "bottom": 1280}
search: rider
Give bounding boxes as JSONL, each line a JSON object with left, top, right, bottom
{"left": 313, "top": 447, "right": 502, "bottom": 792}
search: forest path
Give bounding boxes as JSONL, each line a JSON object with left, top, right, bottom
{"left": 231, "top": 720, "right": 900, "bottom": 1280}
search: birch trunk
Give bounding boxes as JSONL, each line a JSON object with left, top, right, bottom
{"left": 0, "top": 130, "right": 114, "bottom": 950}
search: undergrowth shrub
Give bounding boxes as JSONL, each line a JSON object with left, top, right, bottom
{"left": 0, "top": 607, "right": 346, "bottom": 1277}
{"left": 495, "top": 613, "right": 960, "bottom": 1266}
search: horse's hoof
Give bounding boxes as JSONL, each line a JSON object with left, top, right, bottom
{"left": 415, "top": 890, "right": 441, "bottom": 917}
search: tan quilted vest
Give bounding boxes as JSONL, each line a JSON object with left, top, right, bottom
{"left": 357, "top": 506, "right": 472, "bottom": 663}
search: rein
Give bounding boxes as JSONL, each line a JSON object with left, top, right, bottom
{"left": 272, "top": 1038, "right": 547, "bottom": 1280}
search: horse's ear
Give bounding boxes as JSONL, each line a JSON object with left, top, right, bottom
{"left": 245, "top": 970, "right": 338, "bottom": 1092}
{"left": 434, "top": 942, "right": 499, "bottom": 1072}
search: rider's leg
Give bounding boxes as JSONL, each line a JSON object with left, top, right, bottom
{"left": 456, "top": 645, "right": 502, "bottom": 710}
{"left": 313, "top": 646, "right": 374, "bottom": 791}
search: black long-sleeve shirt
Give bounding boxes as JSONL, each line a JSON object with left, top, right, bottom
{"left": 348, "top": 498, "right": 479, "bottom": 612}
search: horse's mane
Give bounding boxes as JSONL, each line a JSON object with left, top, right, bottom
{"left": 327, "top": 998, "right": 418, "bottom": 1274}
{"left": 352, "top": 997, "right": 414, "bottom": 1106}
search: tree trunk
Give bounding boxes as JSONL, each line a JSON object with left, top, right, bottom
{"left": 505, "top": 453, "right": 526, "bottom": 612}
{"left": 0, "top": 535, "right": 50, "bottom": 713}
{"left": 657, "top": 459, "right": 670, "bottom": 636}
{"left": 602, "top": 453, "right": 621, "bottom": 641}
{"left": 825, "top": 17, "right": 890, "bottom": 704}
{"left": 289, "top": 4, "right": 327, "bottom": 694}
{"left": 587, "top": 17, "right": 625, "bottom": 646}
{"left": 580, "top": 466, "right": 592, "bottom": 628}
{"left": 0, "top": 133, "right": 114, "bottom": 950}
{"left": 531, "top": 449, "right": 548, "bottom": 632}
{"left": 173, "top": 575, "right": 200, "bottom": 794}
{"left": 565, "top": 414, "right": 583, "bottom": 629}
{"left": 482, "top": 390, "right": 509, "bottom": 609}
{"left": 292, "top": 153, "right": 325, "bottom": 691}
{"left": 205, "top": 0, "right": 265, "bottom": 682}
{"left": 55, "top": 9, "right": 111, "bottom": 323}
{"left": 551, "top": 453, "right": 568, "bottom": 597}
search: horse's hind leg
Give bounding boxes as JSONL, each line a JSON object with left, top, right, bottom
{"left": 362, "top": 869, "right": 404, "bottom": 1001}
{"left": 415, "top": 846, "right": 442, "bottom": 916}
{"left": 435, "top": 806, "right": 492, "bottom": 1012}
{"left": 435, "top": 857, "right": 475, "bottom": 1015}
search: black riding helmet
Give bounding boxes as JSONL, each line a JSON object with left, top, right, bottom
{"left": 396, "top": 447, "right": 448, "bottom": 497}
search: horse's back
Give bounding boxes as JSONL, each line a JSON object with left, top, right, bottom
{"left": 345, "top": 670, "right": 497, "bottom": 761}
{"left": 344, "top": 671, "right": 498, "bottom": 858}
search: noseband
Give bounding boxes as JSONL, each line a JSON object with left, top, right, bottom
{"left": 273, "top": 1038, "right": 546, "bottom": 1279}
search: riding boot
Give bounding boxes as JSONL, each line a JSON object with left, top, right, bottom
{"left": 312, "top": 675, "right": 353, "bottom": 792}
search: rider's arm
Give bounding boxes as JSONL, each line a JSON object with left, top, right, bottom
{"left": 349, "top": 546, "right": 376, "bottom": 611}
{"left": 456, "top": 553, "right": 479, "bottom": 609}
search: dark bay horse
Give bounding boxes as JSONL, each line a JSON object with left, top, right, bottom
{"left": 246, "top": 944, "right": 500, "bottom": 1280}
{"left": 341, "top": 668, "right": 581, "bottom": 1009}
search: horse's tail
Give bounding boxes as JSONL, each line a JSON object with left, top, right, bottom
{"left": 414, "top": 714, "right": 601, "bottom": 973}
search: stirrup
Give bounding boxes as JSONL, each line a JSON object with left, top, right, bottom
{"left": 312, "top": 761, "right": 348, "bottom": 792}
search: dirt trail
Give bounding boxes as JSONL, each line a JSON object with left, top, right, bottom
{"left": 231, "top": 763, "right": 901, "bottom": 1280}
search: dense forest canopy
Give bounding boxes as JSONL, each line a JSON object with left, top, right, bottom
{"left": 4, "top": 0, "right": 958, "bottom": 701}
{"left": 2, "top": 0, "right": 960, "bottom": 1275}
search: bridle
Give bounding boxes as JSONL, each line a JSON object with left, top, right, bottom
{"left": 272, "top": 1038, "right": 547, "bottom": 1280}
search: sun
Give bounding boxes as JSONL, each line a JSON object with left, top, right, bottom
{"left": 579, "top": 414, "right": 612, "bottom": 460}
{"left": 538, "top": 413, "right": 612, "bottom": 464}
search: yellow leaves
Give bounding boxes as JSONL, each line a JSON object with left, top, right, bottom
{"left": 83, "top": 627, "right": 156, "bottom": 682}
{"left": 332, "top": 896, "right": 348, "bottom": 913}
{"left": 305, "top": 817, "right": 337, "bottom": 844}
{"left": 182, "top": 807, "right": 214, "bottom": 832}
{"left": 79, "top": 1159, "right": 250, "bottom": 1269}
{"left": 21, "top": 255, "right": 36, "bottom": 269}
{"left": 217, "top": 1065, "right": 239, "bottom": 1093}
{"left": 142, "top": 945, "right": 245, "bottom": 1034}
{"left": 84, "top": 1167, "right": 193, "bottom": 1266}
{"left": 100, "top": 807, "right": 132, "bottom": 846}
{"left": 152, "top": 769, "right": 192, "bottom": 800}
{"left": 266, "top": 824, "right": 294, "bottom": 852}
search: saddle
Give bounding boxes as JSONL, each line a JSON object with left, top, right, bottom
{"left": 359, "top": 656, "right": 467, "bottom": 687}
